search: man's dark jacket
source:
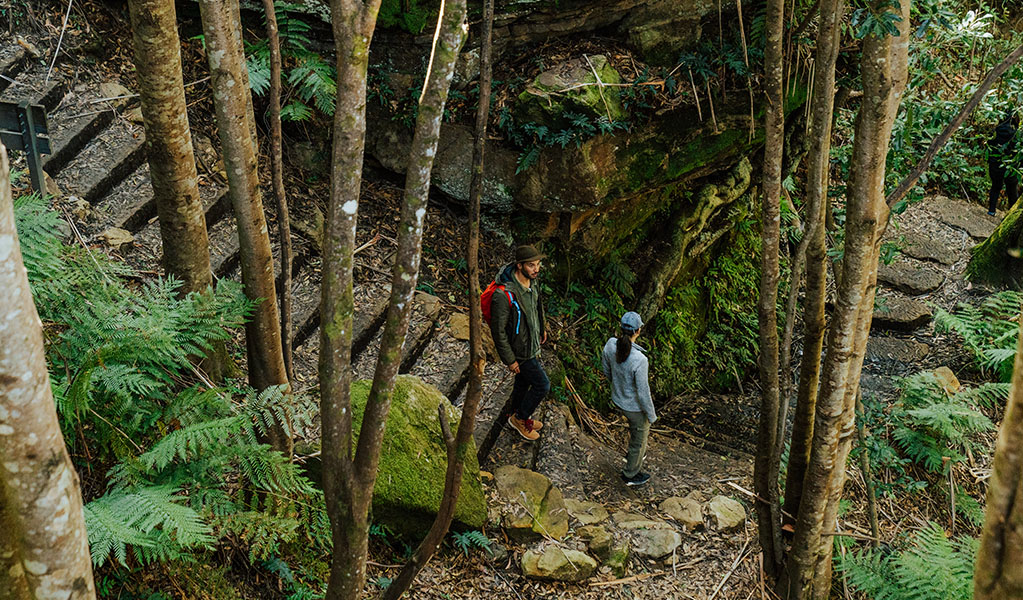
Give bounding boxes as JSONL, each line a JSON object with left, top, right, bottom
{"left": 489, "top": 263, "right": 546, "bottom": 365}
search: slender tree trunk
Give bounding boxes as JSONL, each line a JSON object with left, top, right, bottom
{"left": 382, "top": 1, "right": 487, "bottom": 596}
{"left": 260, "top": 0, "right": 295, "bottom": 382}
{"left": 784, "top": 3, "right": 909, "bottom": 597}
{"left": 331, "top": 4, "right": 467, "bottom": 597}
{"left": 0, "top": 142, "right": 96, "bottom": 599}
{"left": 127, "top": 0, "right": 213, "bottom": 297}
{"left": 783, "top": 0, "right": 845, "bottom": 525}
{"left": 975, "top": 311, "right": 1023, "bottom": 600}
{"left": 198, "top": 0, "right": 292, "bottom": 454}
{"left": 854, "top": 390, "right": 880, "bottom": 547}
{"left": 755, "top": 0, "right": 786, "bottom": 578}
{"left": 320, "top": 0, "right": 382, "bottom": 597}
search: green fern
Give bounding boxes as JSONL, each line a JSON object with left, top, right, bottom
{"left": 840, "top": 521, "right": 976, "bottom": 600}
{"left": 935, "top": 291, "right": 1023, "bottom": 381}
{"left": 16, "top": 196, "right": 324, "bottom": 567}
{"left": 450, "top": 530, "right": 492, "bottom": 556}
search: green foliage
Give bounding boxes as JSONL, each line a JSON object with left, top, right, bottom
{"left": 14, "top": 194, "right": 323, "bottom": 569}
{"left": 840, "top": 521, "right": 976, "bottom": 600}
{"left": 935, "top": 291, "right": 1023, "bottom": 381}
{"left": 246, "top": 2, "right": 337, "bottom": 122}
{"left": 891, "top": 372, "right": 998, "bottom": 473}
{"left": 378, "top": 0, "right": 431, "bottom": 34}
{"left": 497, "top": 109, "right": 628, "bottom": 173}
{"left": 450, "top": 530, "right": 492, "bottom": 556}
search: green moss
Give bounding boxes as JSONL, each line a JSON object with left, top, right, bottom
{"left": 967, "top": 200, "right": 1023, "bottom": 285}
{"left": 350, "top": 376, "right": 487, "bottom": 536}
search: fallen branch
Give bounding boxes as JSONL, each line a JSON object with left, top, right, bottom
{"left": 708, "top": 537, "right": 751, "bottom": 600}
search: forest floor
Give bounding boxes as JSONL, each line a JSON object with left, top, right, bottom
{"left": 1, "top": 4, "right": 1010, "bottom": 598}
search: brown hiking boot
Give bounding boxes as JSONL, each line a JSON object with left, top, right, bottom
{"left": 508, "top": 415, "right": 539, "bottom": 441}
{"left": 524, "top": 418, "right": 543, "bottom": 431}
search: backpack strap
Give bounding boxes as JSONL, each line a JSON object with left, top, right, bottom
{"left": 500, "top": 286, "right": 522, "bottom": 335}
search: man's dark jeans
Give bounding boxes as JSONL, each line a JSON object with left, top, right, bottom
{"left": 989, "top": 155, "right": 1019, "bottom": 213}
{"left": 510, "top": 358, "right": 550, "bottom": 420}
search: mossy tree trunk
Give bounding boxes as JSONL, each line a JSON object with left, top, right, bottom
{"left": 754, "top": 0, "right": 786, "bottom": 577}
{"left": 975, "top": 311, "right": 1023, "bottom": 600}
{"left": 383, "top": 1, "right": 487, "bottom": 595}
{"left": 968, "top": 198, "right": 1023, "bottom": 285}
{"left": 127, "top": 0, "right": 213, "bottom": 298}
{"left": 197, "top": 0, "right": 292, "bottom": 453}
{"left": 320, "top": 0, "right": 467, "bottom": 597}
{"left": 0, "top": 142, "right": 96, "bottom": 599}
{"left": 783, "top": 0, "right": 845, "bottom": 527}
{"left": 783, "top": 1, "right": 909, "bottom": 597}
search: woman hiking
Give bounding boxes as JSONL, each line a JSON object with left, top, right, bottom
{"left": 601, "top": 311, "right": 656, "bottom": 487}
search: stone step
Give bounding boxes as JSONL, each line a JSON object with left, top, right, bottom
{"left": 871, "top": 295, "right": 933, "bottom": 332}
{"left": 926, "top": 195, "right": 1000, "bottom": 241}
{"left": 0, "top": 46, "right": 30, "bottom": 95}
{"left": 352, "top": 292, "right": 442, "bottom": 382}
{"left": 898, "top": 231, "right": 954, "bottom": 266}
{"left": 877, "top": 260, "right": 945, "bottom": 296}
{"left": 127, "top": 183, "right": 231, "bottom": 274}
{"left": 408, "top": 333, "right": 471, "bottom": 400}
{"left": 0, "top": 71, "right": 67, "bottom": 112}
{"left": 865, "top": 336, "right": 930, "bottom": 363}
{"left": 56, "top": 119, "right": 146, "bottom": 204}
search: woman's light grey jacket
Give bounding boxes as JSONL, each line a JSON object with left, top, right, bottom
{"left": 601, "top": 337, "right": 656, "bottom": 423}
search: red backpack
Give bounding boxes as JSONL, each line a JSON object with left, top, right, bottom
{"left": 481, "top": 281, "right": 522, "bottom": 333}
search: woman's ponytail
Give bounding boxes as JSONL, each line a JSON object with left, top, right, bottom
{"left": 616, "top": 327, "right": 634, "bottom": 364}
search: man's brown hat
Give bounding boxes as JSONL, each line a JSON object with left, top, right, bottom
{"left": 514, "top": 244, "right": 546, "bottom": 263}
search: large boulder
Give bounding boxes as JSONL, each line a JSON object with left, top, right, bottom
{"left": 309, "top": 376, "right": 487, "bottom": 536}
{"left": 521, "top": 546, "right": 597, "bottom": 582}
{"left": 494, "top": 466, "right": 570, "bottom": 541}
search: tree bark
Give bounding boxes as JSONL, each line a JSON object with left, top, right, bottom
{"left": 319, "top": 0, "right": 383, "bottom": 597}
{"left": 197, "top": 0, "right": 292, "bottom": 453}
{"left": 754, "top": 0, "right": 786, "bottom": 578}
{"left": 260, "top": 0, "right": 295, "bottom": 382}
{"left": 127, "top": 0, "right": 213, "bottom": 298}
{"left": 975, "top": 311, "right": 1023, "bottom": 600}
{"left": 0, "top": 142, "right": 96, "bottom": 599}
{"left": 382, "top": 1, "right": 487, "bottom": 595}
{"left": 783, "top": 2, "right": 909, "bottom": 596}
{"left": 783, "top": 0, "right": 845, "bottom": 525}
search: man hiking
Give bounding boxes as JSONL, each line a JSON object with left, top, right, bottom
{"left": 489, "top": 245, "right": 549, "bottom": 441}
{"left": 987, "top": 108, "right": 1020, "bottom": 216}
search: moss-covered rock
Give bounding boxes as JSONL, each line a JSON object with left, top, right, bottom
{"left": 494, "top": 465, "right": 569, "bottom": 541}
{"left": 302, "top": 377, "right": 486, "bottom": 536}
{"left": 517, "top": 55, "right": 627, "bottom": 126}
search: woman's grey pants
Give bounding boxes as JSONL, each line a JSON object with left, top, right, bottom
{"left": 622, "top": 409, "right": 650, "bottom": 478}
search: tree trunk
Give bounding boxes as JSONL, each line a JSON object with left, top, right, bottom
{"left": 383, "top": 0, "right": 488, "bottom": 595}
{"left": 319, "top": 0, "right": 383, "bottom": 597}
{"left": 260, "top": 0, "right": 295, "bottom": 382}
{"left": 783, "top": 2, "right": 910, "bottom": 597}
{"left": 330, "top": 3, "right": 467, "bottom": 597}
{"left": 127, "top": 0, "right": 213, "bottom": 298}
{"left": 197, "top": 0, "right": 292, "bottom": 453}
{"left": 754, "top": 0, "right": 786, "bottom": 578}
{"left": 975, "top": 311, "right": 1023, "bottom": 600}
{"left": 0, "top": 142, "right": 96, "bottom": 599}
{"left": 968, "top": 198, "right": 1023, "bottom": 285}
{"left": 783, "top": 0, "right": 845, "bottom": 525}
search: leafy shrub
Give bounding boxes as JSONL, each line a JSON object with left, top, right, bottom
{"left": 15, "top": 194, "right": 323, "bottom": 567}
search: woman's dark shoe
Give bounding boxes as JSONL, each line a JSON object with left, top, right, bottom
{"left": 621, "top": 472, "right": 651, "bottom": 487}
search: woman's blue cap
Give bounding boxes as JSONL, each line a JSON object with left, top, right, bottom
{"left": 621, "top": 311, "right": 644, "bottom": 331}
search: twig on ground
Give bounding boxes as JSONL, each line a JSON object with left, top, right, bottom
{"left": 46, "top": 0, "right": 74, "bottom": 83}
{"left": 708, "top": 537, "right": 751, "bottom": 600}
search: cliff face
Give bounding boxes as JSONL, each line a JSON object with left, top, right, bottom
{"left": 356, "top": 0, "right": 794, "bottom": 393}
